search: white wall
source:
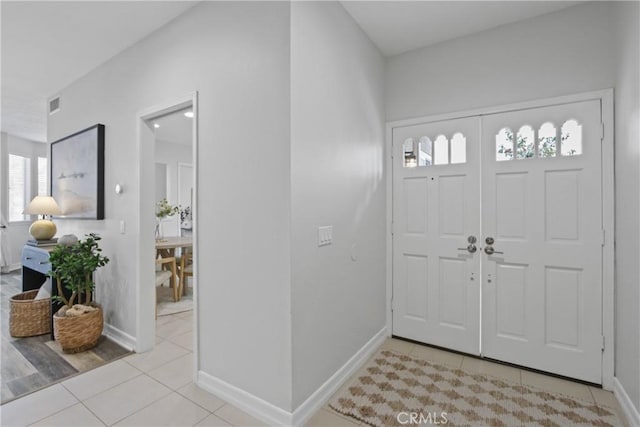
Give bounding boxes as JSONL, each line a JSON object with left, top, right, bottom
{"left": 0, "top": 132, "right": 47, "bottom": 272}
{"left": 47, "top": 2, "right": 293, "bottom": 410}
{"left": 155, "top": 140, "right": 192, "bottom": 237}
{"left": 290, "top": 1, "right": 386, "bottom": 409}
{"left": 386, "top": 2, "right": 615, "bottom": 121}
{"left": 613, "top": 1, "right": 640, "bottom": 416}
{"left": 385, "top": 0, "right": 640, "bottom": 418}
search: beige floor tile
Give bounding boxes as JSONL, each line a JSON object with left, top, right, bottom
{"left": 461, "top": 357, "right": 521, "bottom": 384}
{"left": 83, "top": 375, "right": 171, "bottom": 426}
{"left": 156, "top": 315, "right": 179, "bottom": 327}
{"left": 590, "top": 387, "right": 619, "bottom": 408}
{"left": 521, "top": 371, "right": 594, "bottom": 402}
{"left": 409, "top": 345, "right": 464, "bottom": 368}
{"left": 379, "top": 338, "right": 415, "bottom": 355}
{"left": 195, "top": 413, "right": 232, "bottom": 426}
{"left": 147, "top": 354, "right": 194, "bottom": 390}
{"left": 176, "top": 310, "right": 194, "bottom": 321}
{"left": 156, "top": 318, "right": 193, "bottom": 339}
{"left": 124, "top": 339, "right": 190, "bottom": 372}
{"left": 31, "top": 403, "right": 105, "bottom": 426}
{"left": 214, "top": 404, "right": 266, "bottom": 426}
{"left": 178, "top": 383, "right": 226, "bottom": 412}
{"left": 62, "top": 359, "right": 142, "bottom": 400}
{"left": 114, "top": 392, "right": 209, "bottom": 427}
{"left": 0, "top": 384, "right": 78, "bottom": 427}
{"left": 305, "top": 408, "right": 360, "bottom": 426}
{"left": 168, "top": 330, "right": 194, "bottom": 351}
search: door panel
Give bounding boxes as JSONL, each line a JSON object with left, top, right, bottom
{"left": 481, "top": 100, "right": 602, "bottom": 383}
{"left": 392, "top": 117, "right": 480, "bottom": 355}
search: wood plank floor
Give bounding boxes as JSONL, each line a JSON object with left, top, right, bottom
{"left": 1, "top": 271, "right": 131, "bottom": 404}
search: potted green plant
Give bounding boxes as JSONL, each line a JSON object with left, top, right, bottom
{"left": 48, "top": 233, "right": 110, "bottom": 353}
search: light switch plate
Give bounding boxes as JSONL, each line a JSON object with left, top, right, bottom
{"left": 318, "top": 225, "right": 333, "bottom": 246}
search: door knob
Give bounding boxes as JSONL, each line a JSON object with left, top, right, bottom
{"left": 458, "top": 244, "right": 477, "bottom": 254}
{"left": 484, "top": 246, "right": 503, "bottom": 255}
{"left": 485, "top": 236, "right": 495, "bottom": 245}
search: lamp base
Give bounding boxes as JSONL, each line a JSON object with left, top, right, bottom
{"left": 29, "top": 219, "right": 57, "bottom": 241}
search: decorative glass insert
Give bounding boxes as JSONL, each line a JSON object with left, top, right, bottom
{"left": 496, "top": 127, "right": 514, "bottom": 161}
{"left": 516, "top": 125, "right": 535, "bottom": 159}
{"left": 561, "top": 119, "right": 582, "bottom": 156}
{"left": 433, "top": 135, "right": 449, "bottom": 165}
{"left": 538, "top": 122, "right": 557, "bottom": 158}
{"left": 418, "top": 136, "right": 432, "bottom": 166}
{"left": 403, "top": 138, "right": 417, "bottom": 168}
{"left": 450, "top": 133, "right": 466, "bottom": 164}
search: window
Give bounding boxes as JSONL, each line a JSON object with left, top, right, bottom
{"left": 403, "top": 138, "right": 417, "bottom": 168}
{"left": 561, "top": 119, "right": 582, "bottom": 156}
{"left": 538, "top": 122, "right": 557, "bottom": 158}
{"left": 37, "top": 157, "right": 48, "bottom": 196}
{"left": 433, "top": 135, "right": 449, "bottom": 165}
{"left": 418, "top": 137, "right": 432, "bottom": 166}
{"left": 516, "top": 125, "right": 535, "bottom": 159}
{"left": 496, "top": 128, "right": 514, "bottom": 161}
{"left": 450, "top": 133, "right": 466, "bottom": 164}
{"left": 9, "top": 154, "right": 31, "bottom": 221}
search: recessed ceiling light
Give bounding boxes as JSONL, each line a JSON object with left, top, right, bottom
{"left": 184, "top": 111, "right": 194, "bottom": 118}
{"left": 153, "top": 123, "right": 160, "bottom": 128}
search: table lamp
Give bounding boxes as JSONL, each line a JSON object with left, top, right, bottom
{"left": 24, "top": 196, "right": 62, "bottom": 241}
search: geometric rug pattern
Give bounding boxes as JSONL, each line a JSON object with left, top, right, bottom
{"left": 329, "top": 350, "right": 622, "bottom": 427}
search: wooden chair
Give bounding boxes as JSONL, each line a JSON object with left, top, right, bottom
{"left": 179, "top": 251, "right": 192, "bottom": 297}
{"left": 156, "top": 256, "right": 178, "bottom": 305}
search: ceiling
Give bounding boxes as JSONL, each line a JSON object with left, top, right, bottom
{"left": 342, "top": 1, "right": 581, "bottom": 57}
{"left": 151, "top": 108, "right": 193, "bottom": 146}
{"left": 2, "top": 1, "right": 581, "bottom": 143}
{"left": 1, "top": 1, "right": 198, "bottom": 143}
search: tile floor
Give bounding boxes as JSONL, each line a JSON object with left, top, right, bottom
{"left": 0, "top": 319, "right": 628, "bottom": 427}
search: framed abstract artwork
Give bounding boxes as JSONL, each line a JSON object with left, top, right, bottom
{"left": 50, "top": 124, "right": 105, "bottom": 219}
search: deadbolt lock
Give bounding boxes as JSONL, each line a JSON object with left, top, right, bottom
{"left": 468, "top": 235, "right": 477, "bottom": 244}
{"left": 485, "top": 236, "right": 495, "bottom": 245}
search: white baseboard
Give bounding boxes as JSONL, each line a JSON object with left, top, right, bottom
{"left": 197, "top": 326, "right": 388, "bottom": 427}
{"left": 614, "top": 377, "right": 640, "bottom": 427}
{"left": 197, "top": 371, "right": 293, "bottom": 426}
{"left": 292, "top": 326, "right": 388, "bottom": 426}
{"left": 103, "top": 322, "right": 136, "bottom": 352}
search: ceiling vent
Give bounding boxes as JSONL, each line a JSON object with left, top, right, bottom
{"left": 48, "top": 96, "right": 60, "bottom": 115}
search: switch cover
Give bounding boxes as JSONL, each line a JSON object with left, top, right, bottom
{"left": 318, "top": 226, "right": 333, "bottom": 247}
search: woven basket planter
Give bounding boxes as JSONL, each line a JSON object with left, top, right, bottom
{"left": 10, "top": 290, "right": 51, "bottom": 337}
{"left": 53, "top": 304, "right": 103, "bottom": 353}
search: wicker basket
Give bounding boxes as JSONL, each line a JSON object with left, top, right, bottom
{"left": 53, "top": 304, "right": 103, "bottom": 353}
{"left": 9, "top": 290, "right": 52, "bottom": 337}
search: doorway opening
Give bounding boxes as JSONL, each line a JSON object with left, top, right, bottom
{"left": 136, "top": 93, "right": 198, "bottom": 374}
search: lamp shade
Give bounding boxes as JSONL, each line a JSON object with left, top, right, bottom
{"left": 24, "top": 196, "right": 62, "bottom": 216}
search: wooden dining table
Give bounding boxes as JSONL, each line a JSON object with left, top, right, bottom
{"left": 155, "top": 236, "right": 193, "bottom": 258}
{"left": 155, "top": 236, "right": 193, "bottom": 296}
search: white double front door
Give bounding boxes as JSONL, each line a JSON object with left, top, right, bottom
{"left": 392, "top": 100, "right": 603, "bottom": 383}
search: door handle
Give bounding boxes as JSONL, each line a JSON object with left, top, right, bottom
{"left": 458, "top": 244, "right": 477, "bottom": 254}
{"left": 484, "top": 246, "right": 503, "bottom": 255}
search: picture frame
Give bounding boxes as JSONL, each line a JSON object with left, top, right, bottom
{"left": 50, "top": 124, "right": 105, "bottom": 220}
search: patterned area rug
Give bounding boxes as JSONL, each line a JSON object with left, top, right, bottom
{"left": 329, "top": 350, "right": 622, "bottom": 427}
